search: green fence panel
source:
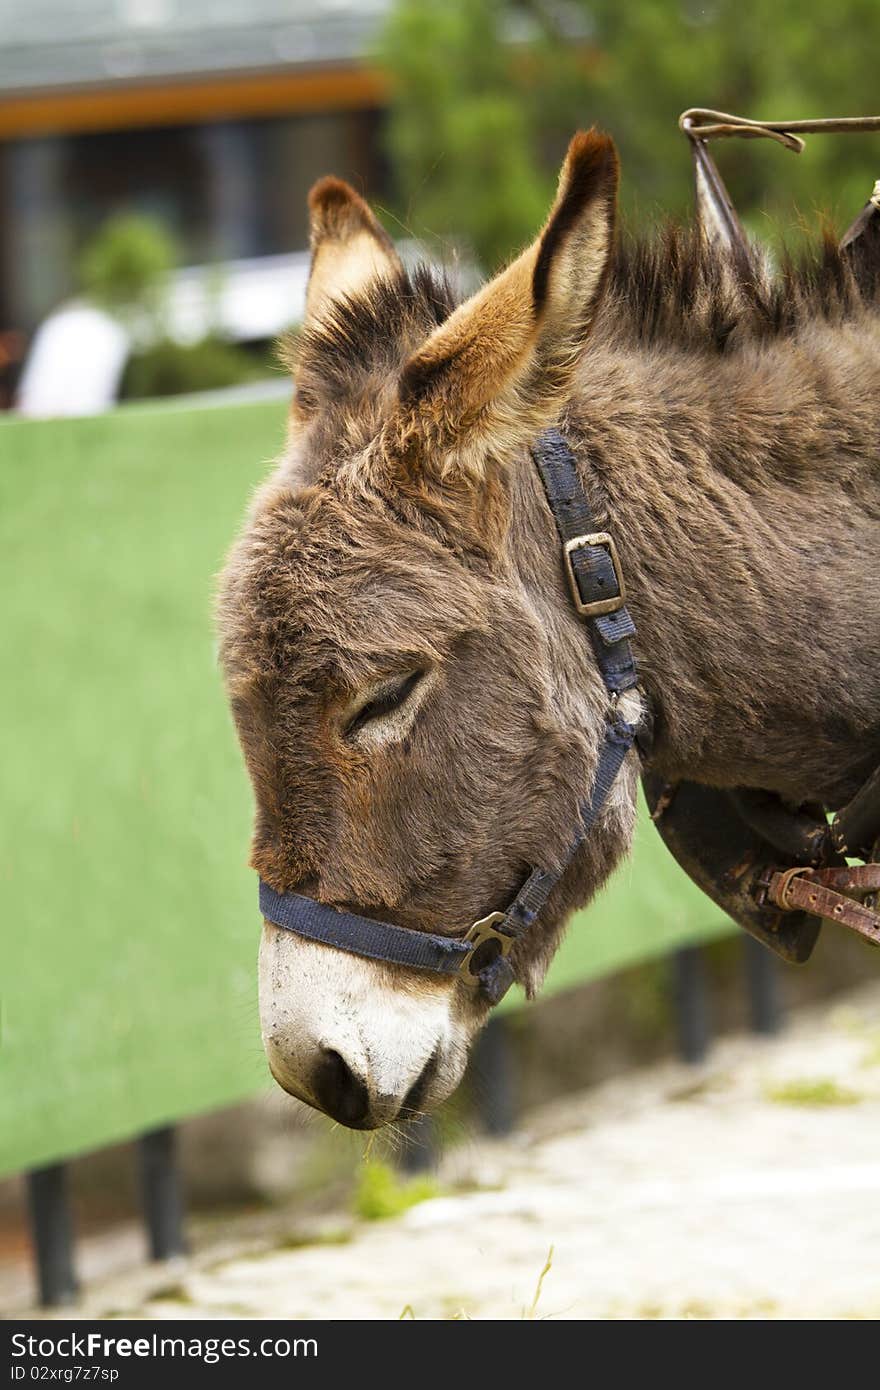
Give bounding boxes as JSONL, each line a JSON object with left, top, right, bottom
{"left": 0, "top": 400, "right": 280, "bottom": 1179}
{"left": 0, "top": 398, "right": 731, "bottom": 1179}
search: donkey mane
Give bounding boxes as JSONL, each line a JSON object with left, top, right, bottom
{"left": 607, "top": 216, "right": 880, "bottom": 353}
{"left": 287, "top": 216, "right": 880, "bottom": 397}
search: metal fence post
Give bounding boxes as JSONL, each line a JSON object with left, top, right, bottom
{"left": 138, "top": 1126, "right": 187, "bottom": 1261}
{"left": 744, "top": 934, "right": 783, "bottom": 1035}
{"left": 672, "top": 945, "right": 711, "bottom": 1064}
{"left": 472, "top": 1015, "right": 517, "bottom": 1135}
{"left": 399, "top": 1114, "right": 437, "bottom": 1174}
{"left": 27, "top": 1163, "right": 79, "bottom": 1307}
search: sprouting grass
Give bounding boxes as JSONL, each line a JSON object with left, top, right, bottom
{"left": 524, "top": 1245, "right": 554, "bottom": 1319}
{"left": 763, "top": 1077, "right": 863, "bottom": 1107}
{"left": 399, "top": 1247, "right": 555, "bottom": 1321}
{"left": 353, "top": 1161, "right": 440, "bottom": 1222}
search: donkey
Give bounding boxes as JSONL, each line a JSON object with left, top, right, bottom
{"left": 218, "top": 130, "right": 880, "bottom": 1130}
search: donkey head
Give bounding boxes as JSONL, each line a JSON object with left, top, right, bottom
{"left": 218, "top": 132, "right": 638, "bottom": 1129}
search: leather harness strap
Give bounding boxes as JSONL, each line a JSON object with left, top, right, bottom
{"left": 763, "top": 864, "right": 880, "bottom": 946}
{"left": 258, "top": 881, "right": 473, "bottom": 976}
{"left": 258, "top": 427, "right": 641, "bottom": 1006}
{"left": 531, "top": 428, "right": 639, "bottom": 696}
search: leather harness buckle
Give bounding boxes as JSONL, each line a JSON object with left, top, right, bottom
{"left": 458, "top": 911, "right": 513, "bottom": 984}
{"left": 563, "top": 532, "right": 627, "bottom": 618}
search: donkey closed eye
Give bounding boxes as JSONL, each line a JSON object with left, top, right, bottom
{"left": 342, "top": 668, "right": 429, "bottom": 743}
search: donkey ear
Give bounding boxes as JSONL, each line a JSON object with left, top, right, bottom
{"left": 304, "top": 178, "right": 403, "bottom": 326}
{"left": 393, "top": 130, "right": 618, "bottom": 476}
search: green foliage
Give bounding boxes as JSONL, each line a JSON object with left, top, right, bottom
{"left": 121, "top": 337, "right": 268, "bottom": 401}
{"left": 352, "top": 1161, "right": 439, "bottom": 1221}
{"left": 78, "top": 213, "right": 178, "bottom": 325}
{"left": 575, "top": 0, "right": 880, "bottom": 239}
{"left": 379, "top": 0, "right": 557, "bottom": 268}
{"left": 380, "top": 0, "right": 880, "bottom": 269}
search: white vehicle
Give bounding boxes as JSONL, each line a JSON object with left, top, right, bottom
{"left": 16, "top": 243, "right": 477, "bottom": 418}
{"left": 16, "top": 250, "right": 313, "bottom": 418}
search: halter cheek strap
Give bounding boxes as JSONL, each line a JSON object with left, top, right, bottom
{"left": 259, "top": 428, "right": 642, "bottom": 1005}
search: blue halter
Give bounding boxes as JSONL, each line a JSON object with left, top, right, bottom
{"left": 259, "top": 429, "right": 641, "bottom": 1005}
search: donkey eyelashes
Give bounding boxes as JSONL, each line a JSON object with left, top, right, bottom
{"left": 342, "top": 667, "right": 428, "bottom": 742}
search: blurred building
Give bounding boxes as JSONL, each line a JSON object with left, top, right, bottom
{"left": 0, "top": 0, "right": 393, "bottom": 340}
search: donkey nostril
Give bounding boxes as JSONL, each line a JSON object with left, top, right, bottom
{"left": 312, "top": 1048, "right": 371, "bottom": 1128}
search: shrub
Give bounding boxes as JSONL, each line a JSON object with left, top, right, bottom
{"left": 78, "top": 213, "right": 178, "bottom": 331}
{"left": 121, "top": 337, "right": 268, "bottom": 401}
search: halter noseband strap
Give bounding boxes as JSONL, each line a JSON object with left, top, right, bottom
{"left": 258, "top": 428, "right": 641, "bottom": 1006}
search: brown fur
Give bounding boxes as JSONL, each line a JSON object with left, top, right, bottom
{"left": 219, "top": 130, "right": 880, "bottom": 1003}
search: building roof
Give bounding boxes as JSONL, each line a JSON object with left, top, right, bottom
{"left": 0, "top": 0, "right": 390, "bottom": 96}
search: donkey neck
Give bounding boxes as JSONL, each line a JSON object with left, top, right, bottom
{"left": 529, "top": 335, "right": 880, "bottom": 807}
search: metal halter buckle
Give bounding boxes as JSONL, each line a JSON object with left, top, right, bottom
{"left": 458, "top": 911, "right": 513, "bottom": 983}
{"left": 563, "top": 532, "right": 627, "bottom": 618}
